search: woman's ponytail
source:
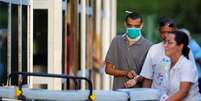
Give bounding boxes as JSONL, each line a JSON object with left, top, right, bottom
{"left": 171, "top": 30, "right": 190, "bottom": 59}
{"left": 182, "top": 45, "right": 190, "bottom": 59}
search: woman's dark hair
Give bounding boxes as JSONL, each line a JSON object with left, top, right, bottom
{"left": 159, "top": 18, "right": 176, "bottom": 28}
{"left": 125, "top": 12, "right": 143, "bottom": 24}
{"left": 170, "top": 30, "right": 190, "bottom": 59}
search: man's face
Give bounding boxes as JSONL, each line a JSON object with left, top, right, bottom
{"left": 126, "top": 18, "right": 142, "bottom": 29}
{"left": 159, "top": 25, "right": 174, "bottom": 41}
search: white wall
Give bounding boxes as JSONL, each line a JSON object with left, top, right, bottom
{"left": 32, "top": 0, "right": 62, "bottom": 90}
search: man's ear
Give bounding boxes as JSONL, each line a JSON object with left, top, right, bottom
{"left": 140, "top": 23, "right": 144, "bottom": 29}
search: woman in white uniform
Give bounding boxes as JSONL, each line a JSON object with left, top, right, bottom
{"left": 162, "top": 30, "right": 201, "bottom": 101}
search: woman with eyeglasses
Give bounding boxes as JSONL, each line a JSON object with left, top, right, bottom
{"left": 161, "top": 30, "right": 201, "bottom": 101}
{"left": 139, "top": 19, "right": 196, "bottom": 90}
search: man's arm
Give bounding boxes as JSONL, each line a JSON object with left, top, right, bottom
{"left": 143, "top": 78, "right": 152, "bottom": 88}
{"left": 105, "top": 62, "right": 136, "bottom": 79}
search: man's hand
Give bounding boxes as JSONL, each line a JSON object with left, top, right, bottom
{"left": 123, "top": 75, "right": 140, "bottom": 88}
{"left": 123, "top": 79, "right": 137, "bottom": 88}
{"left": 126, "top": 70, "right": 137, "bottom": 79}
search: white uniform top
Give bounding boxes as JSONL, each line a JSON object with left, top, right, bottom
{"left": 140, "top": 42, "right": 201, "bottom": 101}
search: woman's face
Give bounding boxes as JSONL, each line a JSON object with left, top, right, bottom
{"left": 164, "top": 34, "right": 183, "bottom": 57}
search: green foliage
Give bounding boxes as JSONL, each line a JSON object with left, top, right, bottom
{"left": 0, "top": 4, "right": 8, "bottom": 28}
{"left": 117, "top": 0, "right": 201, "bottom": 44}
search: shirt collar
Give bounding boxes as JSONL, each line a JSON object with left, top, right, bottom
{"left": 171, "top": 55, "right": 185, "bottom": 70}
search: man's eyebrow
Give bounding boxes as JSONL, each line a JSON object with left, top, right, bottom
{"left": 126, "top": 23, "right": 141, "bottom": 26}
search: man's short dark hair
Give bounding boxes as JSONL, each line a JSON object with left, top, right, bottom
{"left": 125, "top": 12, "right": 143, "bottom": 24}
{"left": 159, "top": 18, "right": 176, "bottom": 28}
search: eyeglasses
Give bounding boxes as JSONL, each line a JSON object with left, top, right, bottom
{"left": 159, "top": 22, "right": 175, "bottom": 27}
{"left": 163, "top": 40, "right": 175, "bottom": 45}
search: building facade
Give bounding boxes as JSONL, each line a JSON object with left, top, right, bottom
{"left": 0, "top": 0, "right": 116, "bottom": 90}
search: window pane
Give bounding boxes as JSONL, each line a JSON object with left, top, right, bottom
{"left": 22, "top": 5, "right": 27, "bottom": 72}
{"left": 11, "top": 4, "right": 18, "bottom": 85}
{"left": 33, "top": 9, "right": 48, "bottom": 88}
{"left": 33, "top": 9, "right": 48, "bottom": 73}
{"left": 0, "top": 2, "right": 8, "bottom": 84}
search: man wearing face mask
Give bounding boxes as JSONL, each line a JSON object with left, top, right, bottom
{"left": 105, "top": 12, "right": 152, "bottom": 90}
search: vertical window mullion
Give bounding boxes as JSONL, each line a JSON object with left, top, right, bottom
{"left": 18, "top": 0, "right": 22, "bottom": 72}
{"left": 7, "top": 0, "right": 11, "bottom": 79}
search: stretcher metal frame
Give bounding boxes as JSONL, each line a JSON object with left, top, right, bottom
{"left": 2, "top": 72, "right": 94, "bottom": 101}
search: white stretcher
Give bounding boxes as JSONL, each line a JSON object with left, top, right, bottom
{"left": 0, "top": 86, "right": 162, "bottom": 101}
{"left": 0, "top": 86, "right": 128, "bottom": 101}
{"left": 118, "top": 88, "right": 161, "bottom": 101}
{"left": 1, "top": 72, "right": 129, "bottom": 101}
{"left": 0, "top": 72, "right": 161, "bottom": 101}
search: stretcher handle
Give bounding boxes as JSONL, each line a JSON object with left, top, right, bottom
{"left": 8, "top": 72, "right": 93, "bottom": 100}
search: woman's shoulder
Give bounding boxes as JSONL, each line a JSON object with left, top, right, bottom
{"left": 179, "top": 56, "right": 196, "bottom": 72}
{"left": 180, "top": 56, "right": 192, "bottom": 65}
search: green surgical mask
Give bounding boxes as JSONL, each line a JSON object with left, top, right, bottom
{"left": 127, "top": 27, "right": 141, "bottom": 39}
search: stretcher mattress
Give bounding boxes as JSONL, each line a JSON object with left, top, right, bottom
{"left": 118, "top": 88, "right": 161, "bottom": 101}
{"left": 0, "top": 86, "right": 16, "bottom": 99}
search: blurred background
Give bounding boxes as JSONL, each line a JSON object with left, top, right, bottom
{"left": 117, "top": 0, "right": 201, "bottom": 44}
{"left": 0, "top": 0, "right": 201, "bottom": 90}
